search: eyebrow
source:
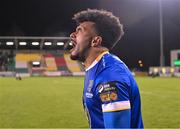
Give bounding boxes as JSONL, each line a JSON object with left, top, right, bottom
{"left": 76, "top": 25, "right": 85, "bottom": 31}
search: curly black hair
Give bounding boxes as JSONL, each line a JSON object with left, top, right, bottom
{"left": 72, "top": 9, "right": 124, "bottom": 49}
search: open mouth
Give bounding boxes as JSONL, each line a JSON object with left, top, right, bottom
{"left": 64, "top": 40, "right": 76, "bottom": 51}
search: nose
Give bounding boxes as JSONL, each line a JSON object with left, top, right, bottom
{"left": 70, "top": 32, "right": 76, "bottom": 39}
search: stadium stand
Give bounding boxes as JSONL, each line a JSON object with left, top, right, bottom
{"left": 16, "top": 61, "right": 28, "bottom": 72}
{"left": 1, "top": 51, "right": 85, "bottom": 77}
{"left": 63, "top": 53, "right": 82, "bottom": 73}
{"left": 7, "top": 58, "right": 15, "bottom": 71}
{"left": 15, "top": 53, "right": 42, "bottom": 76}
{"left": 16, "top": 53, "right": 42, "bottom": 61}
{"left": 44, "top": 57, "right": 57, "bottom": 71}
{"left": 0, "top": 36, "right": 86, "bottom": 77}
{"left": 54, "top": 53, "right": 69, "bottom": 72}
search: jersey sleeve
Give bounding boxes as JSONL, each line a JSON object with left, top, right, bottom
{"left": 95, "top": 78, "right": 131, "bottom": 128}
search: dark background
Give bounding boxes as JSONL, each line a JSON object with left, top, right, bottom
{"left": 0, "top": 0, "right": 180, "bottom": 70}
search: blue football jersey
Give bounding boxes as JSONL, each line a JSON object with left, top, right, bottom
{"left": 83, "top": 51, "right": 143, "bottom": 128}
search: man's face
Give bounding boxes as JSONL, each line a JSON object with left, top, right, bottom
{"left": 69, "top": 21, "right": 97, "bottom": 62}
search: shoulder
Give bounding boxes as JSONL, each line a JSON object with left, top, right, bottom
{"left": 95, "top": 54, "right": 132, "bottom": 86}
{"left": 99, "top": 53, "right": 128, "bottom": 72}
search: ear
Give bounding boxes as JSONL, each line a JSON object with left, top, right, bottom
{"left": 91, "top": 36, "right": 102, "bottom": 47}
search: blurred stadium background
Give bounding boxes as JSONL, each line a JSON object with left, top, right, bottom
{"left": 0, "top": 0, "right": 180, "bottom": 128}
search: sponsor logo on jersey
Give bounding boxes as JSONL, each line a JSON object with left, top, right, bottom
{"left": 100, "top": 92, "right": 118, "bottom": 102}
{"left": 98, "top": 82, "right": 118, "bottom": 102}
{"left": 86, "top": 92, "right": 93, "bottom": 98}
{"left": 109, "top": 92, "right": 118, "bottom": 101}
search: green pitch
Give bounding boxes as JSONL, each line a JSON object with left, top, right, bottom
{"left": 0, "top": 77, "right": 180, "bottom": 128}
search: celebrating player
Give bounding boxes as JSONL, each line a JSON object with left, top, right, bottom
{"left": 69, "top": 9, "right": 144, "bottom": 128}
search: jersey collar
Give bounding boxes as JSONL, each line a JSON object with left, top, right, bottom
{"left": 85, "top": 51, "right": 109, "bottom": 71}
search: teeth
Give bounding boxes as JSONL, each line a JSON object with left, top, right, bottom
{"left": 69, "top": 41, "right": 73, "bottom": 46}
{"left": 70, "top": 41, "right": 76, "bottom": 48}
{"left": 64, "top": 41, "right": 74, "bottom": 50}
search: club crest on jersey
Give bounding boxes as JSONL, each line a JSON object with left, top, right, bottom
{"left": 87, "top": 80, "right": 94, "bottom": 93}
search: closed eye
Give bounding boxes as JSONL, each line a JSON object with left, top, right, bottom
{"left": 76, "top": 26, "right": 84, "bottom": 33}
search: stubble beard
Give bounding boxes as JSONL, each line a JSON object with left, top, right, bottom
{"left": 70, "top": 43, "right": 91, "bottom": 63}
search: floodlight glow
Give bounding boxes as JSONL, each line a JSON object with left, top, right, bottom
{"left": 32, "top": 61, "right": 40, "bottom": 65}
{"left": 32, "top": 42, "right": 39, "bottom": 46}
{"left": 138, "top": 60, "right": 142, "bottom": 64}
{"left": 140, "top": 64, "right": 143, "bottom": 67}
{"left": 44, "top": 42, "right": 52, "bottom": 45}
{"left": 154, "top": 68, "right": 158, "bottom": 73}
{"left": 162, "top": 68, "right": 166, "bottom": 74}
{"left": 6, "top": 42, "right": 14, "bottom": 45}
{"left": 19, "top": 42, "right": 27, "bottom": 45}
{"left": 170, "top": 68, "right": 175, "bottom": 73}
{"left": 57, "top": 42, "right": 64, "bottom": 46}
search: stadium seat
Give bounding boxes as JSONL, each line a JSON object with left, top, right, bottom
{"left": 63, "top": 53, "right": 82, "bottom": 72}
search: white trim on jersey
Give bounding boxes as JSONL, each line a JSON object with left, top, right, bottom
{"left": 85, "top": 60, "right": 98, "bottom": 71}
{"left": 85, "top": 51, "right": 109, "bottom": 71}
{"left": 102, "top": 100, "right": 131, "bottom": 112}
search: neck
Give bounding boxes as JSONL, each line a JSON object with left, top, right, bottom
{"left": 84, "top": 47, "right": 109, "bottom": 69}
